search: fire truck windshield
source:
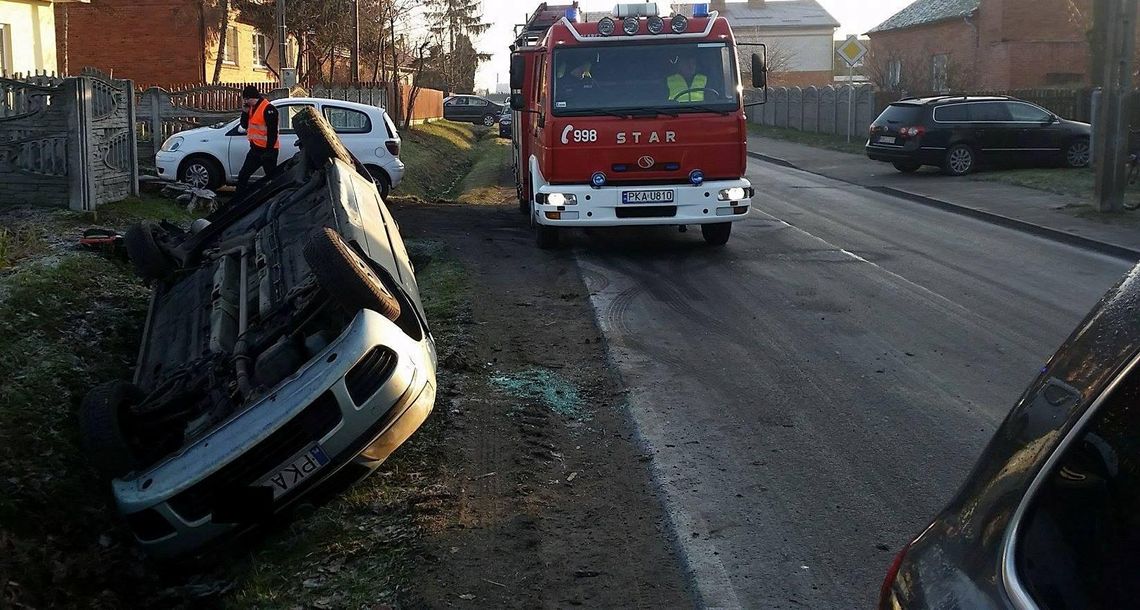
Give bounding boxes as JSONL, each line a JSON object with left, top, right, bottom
{"left": 551, "top": 42, "right": 740, "bottom": 117}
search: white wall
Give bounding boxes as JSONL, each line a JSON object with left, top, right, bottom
{"left": 736, "top": 27, "right": 835, "bottom": 72}
{"left": 0, "top": 0, "right": 57, "bottom": 75}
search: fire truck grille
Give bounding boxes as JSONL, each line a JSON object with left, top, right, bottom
{"left": 616, "top": 206, "right": 678, "bottom": 219}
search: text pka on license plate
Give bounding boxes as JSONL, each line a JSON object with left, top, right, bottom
{"left": 622, "top": 189, "right": 675, "bottom": 204}
{"left": 258, "top": 444, "right": 330, "bottom": 499}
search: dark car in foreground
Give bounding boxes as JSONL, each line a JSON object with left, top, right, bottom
{"left": 80, "top": 108, "right": 437, "bottom": 558}
{"left": 443, "top": 94, "right": 502, "bottom": 126}
{"left": 880, "top": 264, "right": 1140, "bottom": 609}
{"left": 498, "top": 106, "right": 512, "bottom": 138}
{"left": 866, "top": 96, "right": 1091, "bottom": 176}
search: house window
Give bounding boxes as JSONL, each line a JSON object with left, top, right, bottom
{"left": 223, "top": 26, "right": 239, "bottom": 65}
{"left": 252, "top": 33, "right": 268, "bottom": 68}
{"left": 888, "top": 59, "right": 902, "bottom": 88}
{"left": 931, "top": 54, "right": 949, "bottom": 93}
{"left": 0, "top": 24, "right": 10, "bottom": 76}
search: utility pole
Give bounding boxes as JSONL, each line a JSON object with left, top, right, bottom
{"left": 391, "top": 15, "right": 401, "bottom": 121}
{"left": 1094, "top": 0, "right": 1136, "bottom": 212}
{"left": 351, "top": 0, "right": 360, "bottom": 82}
{"left": 277, "top": 0, "right": 288, "bottom": 71}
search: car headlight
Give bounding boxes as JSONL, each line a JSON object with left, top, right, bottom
{"left": 718, "top": 187, "right": 747, "bottom": 201}
{"left": 546, "top": 193, "right": 577, "bottom": 206}
{"left": 160, "top": 136, "right": 184, "bottom": 152}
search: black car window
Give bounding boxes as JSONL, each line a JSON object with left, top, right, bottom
{"left": 472, "top": 98, "right": 489, "bottom": 107}
{"left": 1016, "top": 371, "right": 1140, "bottom": 609}
{"left": 876, "top": 104, "right": 923, "bottom": 124}
{"left": 970, "top": 102, "right": 1012, "bottom": 122}
{"left": 1008, "top": 102, "right": 1052, "bottom": 123}
{"left": 934, "top": 104, "right": 969, "bottom": 122}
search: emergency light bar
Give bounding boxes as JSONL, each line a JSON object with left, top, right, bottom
{"left": 613, "top": 3, "right": 659, "bottom": 18}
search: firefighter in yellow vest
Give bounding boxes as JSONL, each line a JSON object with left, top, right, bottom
{"left": 667, "top": 55, "right": 707, "bottom": 103}
{"left": 235, "top": 85, "right": 281, "bottom": 198}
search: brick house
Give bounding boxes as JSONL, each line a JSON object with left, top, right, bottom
{"left": 0, "top": 0, "right": 68, "bottom": 76}
{"left": 672, "top": 0, "right": 839, "bottom": 87}
{"left": 865, "top": 0, "right": 1092, "bottom": 95}
{"left": 54, "top": 0, "right": 294, "bottom": 86}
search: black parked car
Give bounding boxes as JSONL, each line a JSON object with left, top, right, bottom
{"left": 879, "top": 263, "right": 1140, "bottom": 609}
{"left": 865, "top": 96, "right": 1091, "bottom": 176}
{"left": 498, "top": 106, "right": 512, "bottom": 138}
{"left": 443, "top": 94, "right": 502, "bottom": 126}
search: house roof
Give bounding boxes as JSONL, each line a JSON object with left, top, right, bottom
{"left": 671, "top": 2, "right": 840, "bottom": 29}
{"left": 867, "top": 0, "right": 980, "bottom": 34}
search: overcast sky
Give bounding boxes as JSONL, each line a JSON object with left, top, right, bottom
{"left": 473, "top": 0, "right": 915, "bottom": 91}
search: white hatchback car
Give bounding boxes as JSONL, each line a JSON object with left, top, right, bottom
{"left": 155, "top": 97, "right": 405, "bottom": 197}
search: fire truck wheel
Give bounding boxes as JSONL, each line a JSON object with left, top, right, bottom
{"left": 702, "top": 222, "right": 732, "bottom": 246}
{"left": 536, "top": 224, "right": 560, "bottom": 249}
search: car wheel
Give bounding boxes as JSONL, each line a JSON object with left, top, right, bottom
{"left": 364, "top": 165, "right": 391, "bottom": 198}
{"left": 294, "top": 107, "right": 353, "bottom": 169}
{"left": 942, "top": 144, "right": 976, "bottom": 176}
{"left": 79, "top": 381, "right": 144, "bottom": 479}
{"left": 536, "top": 224, "right": 559, "bottom": 249}
{"left": 180, "top": 156, "right": 223, "bottom": 191}
{"left": 482, "top": 114, "right": 496, "bottom": 127}
{"left": 702, "top": 222, "right": 732, "bottom": 246}
{"left": 1065, "top": 138, "right": 1091, "bottom": 168}
{"left": 304, "top": 227, "right": 401, "bottom": 321}
{"left": 892, "top": 161, "right": 922, "bottom": 173}
{"left": 124, "top": 221, "right": 175, "bottom": 282}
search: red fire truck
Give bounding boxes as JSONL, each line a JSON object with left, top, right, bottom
{"left": 509, "top": 2, "right": 766, "bottom": 248}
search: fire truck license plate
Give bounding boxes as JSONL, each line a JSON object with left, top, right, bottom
{"left": 622, "top": 190, "right": 675, "bottom": 204}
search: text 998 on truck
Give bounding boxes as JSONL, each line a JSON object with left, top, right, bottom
{"left": 508, "top": 2, "right": 768, "bottom": 249}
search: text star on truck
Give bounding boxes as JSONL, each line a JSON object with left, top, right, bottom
{"left": 509, "top": 2, "right": 768, "bottom": 249}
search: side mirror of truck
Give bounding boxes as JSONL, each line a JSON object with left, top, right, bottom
{"left": 510, "top": 93, "right": 525, "bottom": 111}
{"left": 510, "top": 54, "right": 525, "bottom": 90}
{"left": 752, "top": 52, "right": 767, "bottom": 90}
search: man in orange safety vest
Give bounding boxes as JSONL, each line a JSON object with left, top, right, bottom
{"left": 235, "top": 85, "right": 281, "bottom": 198}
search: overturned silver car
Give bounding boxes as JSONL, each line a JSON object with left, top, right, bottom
{"left": 80, "top": 108, "right": 436, "bottom": 558}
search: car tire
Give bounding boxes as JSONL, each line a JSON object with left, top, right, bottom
{"left": 304, "top": 227, "right": 401, "bottom": 321}
{"left": 942, "top": 144, "right": 976, "bottom": 176}
{"left": 79, "top": 381, "right": 143, "bottom": 479}
{"left": 124, "top": 221, "right": 175, "bottom": 282}
{"left": 179, "top": 156, "right": 223, "bottom": 191}
{"left": 702, "top": 222, "right": 732, "bottom": 246}
{"left": 482, "top": 114, "right": 496, "bottom": 127}
{"left": 892, "top": 161, "right": 922, "bottom": 174}
{"left": 536, "top": 224, "right": 559, "bottom": 249}
{"left": 294, "top": 107, "right": 353, "bottom": 169}
{"left": 1065, "top": 138, "right": 1091, "bottom": 168}
{"left": 364, "top": 165, "right": 392, "bottom": 198}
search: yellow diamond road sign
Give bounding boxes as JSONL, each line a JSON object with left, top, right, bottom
{"left": 837, "top": 36, "right": 868, "bottom": 67}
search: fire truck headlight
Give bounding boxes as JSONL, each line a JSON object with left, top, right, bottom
{"left": 546, "top": 193, "right": 577, "bottom": 206}
{"left": 670, "top": 14, "right": 688, "bottom": 33}
{"left": 591, "top": 172, "right": 607, "bottom": 187}
{"left": 622, "top": 16, "right": 639, "bottom": 35}
{"left": 719, "top": 187, "right": 747, "bottom": 201}
{"left": 689, "top": 169, "right": 705, "bottom": 186}
{"left": 647, "top": 15, "right": 665, "bottom": 34}
{"left": 598, "top": 17, "right": 615, "bottom": 36}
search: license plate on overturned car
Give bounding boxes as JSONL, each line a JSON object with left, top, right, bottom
{"left": 258, "top": 444, "right": 330, "bottom": 499}
{"left": 622, "top": 189, "right": 675, "bottom": 204}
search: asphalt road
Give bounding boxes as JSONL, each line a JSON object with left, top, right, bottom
{"left": 571, "top": 161, "right": 1134, "bottom": 609}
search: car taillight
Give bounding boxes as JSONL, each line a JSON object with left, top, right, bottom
{"left": 878, "top": 543, "right": 912, "bottom": 609}
{"left": 870, "top": 125, "right": 885, "bottom": 135}
{"left": 385, "top": 140, "right": 400, "bottom": 156}
{"left": 900, "top": 126, "right": 925, "bottom": 138}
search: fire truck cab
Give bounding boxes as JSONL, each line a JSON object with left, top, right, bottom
{"left": 510, "top": 2, "right": 766, "bottom": 248}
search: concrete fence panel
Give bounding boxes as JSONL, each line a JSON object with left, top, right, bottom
{"left": 788, "top": 87, "right": 803, "bottom": 131}
{"left": 774, "top": 87, "right": 788, "bottom": 128}
{"left": 836, "top": 86, "right": 853, "bottom": 139}
{"left": 802, "top": 86, "right": 820, "bottom": 134}
{"left": 763, "top": 89, "right": 776, "bottom": 126}
{"left": 820, "top": 86, "right": 837, "bottom": 135}
{"left": 855, "top": 86, "right": 875, "bottom": 138}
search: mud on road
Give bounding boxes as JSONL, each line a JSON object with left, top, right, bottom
{"left": 391, "top": 201, "right": 691, "bottom": 608}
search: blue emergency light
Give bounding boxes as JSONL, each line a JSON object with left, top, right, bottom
{"left": 693, "top": 3, "right": 710, "bottom": 17}
{"left": 565, "top": 7, "right": 581, "bottom": 22}
{"left": 689, "top": 169, "right": 705, "bottom": 186}
{"left": 592, "top": 172, "right": 607, "bottom": 187}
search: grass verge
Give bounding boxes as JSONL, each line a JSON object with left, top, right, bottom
{"left": 974, "top": 167, "right": 1140, "bottom": 213}
{"left": 0, "top": 197, "right": 469, "bottom": 607}
{"left": 398, "top": 120, "right": 511, "bottom": 203}
{"left": 748, "top": 123, "right": 866, "bottom": 155}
